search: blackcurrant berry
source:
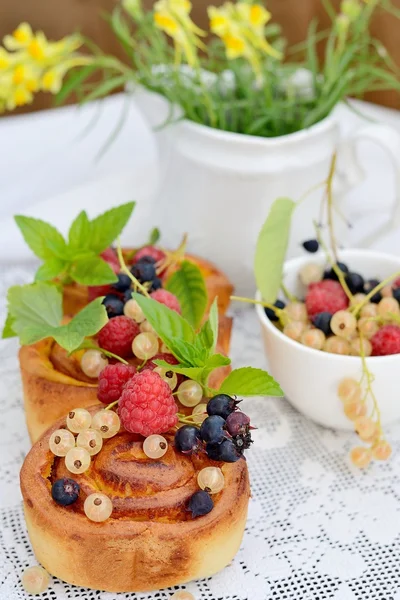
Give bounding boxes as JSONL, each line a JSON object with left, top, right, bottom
{"left": 174, "top": 425, "right": 201, "bottom": 453}
{"left": 111, "top": 273, "right": 132, "bottom": 293}
{"left": 264, "top": 299, "right": 285, "bottom": 322}
{"left": 207, "top": 394, "right": 238, "bottom": 419}
{"left": 393, "top": 288, "right": 400, "bottom": 303}
{"left": 345, "top": 272, "right": 364, "bottom": 294}
{"left": 302, "top": 239, "right": 319, "bottom": 253}
{"left": 135, "top": 255, "right": 157, "bottom": 264}
{"left": 323, "top": 262, "right": 349, "bottom": 281}
{"left": 200, "top": 415, "right": 226, "bottom": 444}
{"left": 102, "top": 294, "right": 125, "bottom": 318}
{"left": 225, "top": 412, "right": 250, "bottom": 436}
{"left": 51, "top": 478, "right": 80, "bottom": 506}
{"left": 188, "top": 490, "right": 214, "bottom": 518}
{"left": 151, "top": 277, "right": 162, "bottom": 291}
{"left": 206, "top": 439, "right": 241, "bottom": 463}
{"left": 364, "top": 279, "right": 382, "bottom": 303}
{"left": 131, "top": 261, "right": 156, "bottom": 283}
{"left": 312, "top": 311, "right": 333, "bottom": 335}
{"left": 123, "top": 288, "right": 133, "bottom": 303}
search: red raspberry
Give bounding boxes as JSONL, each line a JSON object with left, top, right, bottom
{"left": 97, "top": 363, "right": 136, "bottom": 404}
{"left": 150, "top": 289, "right": 181, "bottom": 314}
{"left": 145, "top": 352, "right": 179, "bottom": 370}
{"left": 88, "top": 284, "right": 113, "bottom": 302}
{"left": 305, "top": 280, "right": 349, "bottom": 317}
{"left": 119, "top": 370, "right": 178, "bottom": 436}
{"left": 371, "top": 325, "right": 400, "bottom": 356}
{"left": 98, "top": 316, "right": 139, "bottom": 358}
{"left": 88, "top": 248, "right": 120, "bottom": 300}
{"left": 393, "top": 278, "right": 400, "bottom": 289}
{"left": 134, "top": 246, "right": 166, "bottom": 264}
{"left": 101, "top": 247, "right": 120, "bottom": 273}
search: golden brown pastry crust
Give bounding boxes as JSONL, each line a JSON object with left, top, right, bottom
{"left": 20, "top": 407, "right": 250, "bottom": 592}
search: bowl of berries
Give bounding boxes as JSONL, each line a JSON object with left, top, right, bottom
{"left": 256, "top": 247, "right": 400, "bottom": 439}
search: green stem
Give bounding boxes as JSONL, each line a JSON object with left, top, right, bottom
{"left": 351, "top": 270, "right": 400, "bottom": 316}
{"left": 116, "top": 238, "right": 151, "bottom": 297}
{"left": 359, "top": 332, "right": 382, "bottom": 432}
{"left": 230, "top": 295, "right": 282, "bottom": 315}
{"left": 105, "top": 399, "right": 120, "bottom": 411}
{"left": 74, "top": 341, "right": 129, "bottom": 365}
{"left": 326, "top": 152, "right": 338, "bottom": 262}
{"left": 281, "top": 283, "right": 297, "bottom": 303}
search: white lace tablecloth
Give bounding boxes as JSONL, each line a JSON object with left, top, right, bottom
{"left": 1, "top": 264, "right": 400, "bottom": 600}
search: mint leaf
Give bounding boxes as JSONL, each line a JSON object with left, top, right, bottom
{"left": 254, "top": 197, "right": 296, "bottom": 303}
{"left": 52, "top": 297, "right": 108, "bottom": 353}
{"left": 35, "top": 258, "right": 67, "bottom": 281}
{"left": 154, "top": 361, "right": 205, "bottom": 380}
{"left": 89, "top": 202, "right": 135, "bottom": 254}
{"left": 148, "top": 227, "right": 160, "bottom": 245}
{"left": 2, "top": 313, "right": 16, "bottom": 339}
{"left": 68, "top": 211, "right": 91, "bottom": 251}
{"left": 14, "top": 215, "right": 67, "bottom": 260}
{"left": 155, "top": 354, "right": 230, "bottom": 385}
{"left": 70, "top": 256, "right": 118, "bottom": 285}
{"left": 218, "top": 367, "right": 283, "bottom": 397}
{"left": 132, "top": 293, "right": 195, "bottom": 359}
{"left": 165, "top": 260, "right": 208, "bottom": 329}
{"left": 196, "top": 298, "right": 219, "bottom": 357}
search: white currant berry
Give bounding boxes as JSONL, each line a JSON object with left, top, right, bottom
{"left": 132, "top": 332, "right": 159, "bottom": 360}
{"left": 170, "top": 592, "right": 195, "bottom": 600}
{"left": 84, "top": 492, "right": 113, "bottom": 522}
{"left": 284, "top": 302, "right": 308, "bottom": 322}
{"left": 300, "top": 328, "right": 325, "bottom": 350}
{"left": 123, "top": 299, "right": 145, "bottom": 323}
{"left": 143, "top": 434, "right": 168, "bottom": 459}
{"left": 372, "top": 440, "right": 392, "bottom": 461}
{"left": 76, "top": 429, "right": 103, "bottom": 456}
{"left": 154, "top": 366, "right": 178, "bottom": 390}
{"left": 299, "top": 263, "right": 323, "bottom": 286}
{"left": 343, "top": 400, "right": 367, "bottom": 421}
{"left": 350, "top": 293, "right": 366, "bottom": 306}
{"left": 65, "top": 447, "right": 91, "bottom": 475}
{"left": 338, "top": 378, "right": 362, "bottom": 403}
{"left": 357, "top": 317, "right": 379, "bottom": 339}
{"left": 197, "top": 467, "right": 225, "bottom": 494}
{"left": 283, "top": 321, "right": 306, "bottom": 342}
{"left": 192, "top": 403, "right": 208, "bottom": 424}
{"left": 177, "top": 380, "right": 203, "bottom": 407}
{"left": 66, "top": 408, "right": 92, "bottom": 434}
{"left": 330, "top": 310, "right": 357, "bottom": 338}
{"left": 360, "top": 303, "right": 378, "bottom": 318}
{"left": 80, "top": 349, "right": 108, "bottom": 378}
{"left": 92, "top": 409, "right": 121, "bottom": 438}
{"left": 381, "top": 284, "right": 393, "bottom": 298}
{"left": 350, "top": 446, "right": 371, "bottom": 468}
{"left": 355, "top": 416, "right": 378, "bottom": 443}
{"left": 378, "top": 297, "right": 399, "bottom": 317}
{"left": 350, "top": 336, "right": 372, "bottom": 357}
{"left": 21, "top": 566, "right": 50, "bottom": 595}
{"left": 49, "top": 429, "right": 75, "bottom": 457}
{"left": 139, "top": 320, "right": 156, "bottom": 335}
{"left": 323, "top": 336, "right": 350, "bottom": 355}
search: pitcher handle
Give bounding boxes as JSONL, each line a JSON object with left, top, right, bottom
{"left": 336, "top": 123, "right": 400, "bottom": 248}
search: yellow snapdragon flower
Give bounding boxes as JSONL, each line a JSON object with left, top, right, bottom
{"left": 3, "top": 23, "right": 33, "bottom": 50}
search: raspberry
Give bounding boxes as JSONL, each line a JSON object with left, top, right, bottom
{"left": 134, "top": 246, "right": 166, "bottom": 264}
{"left": 393, "top": 278, "right": 400, "bottom": 290}
{"left": 305, "top": 279, "right": 348, "bottom": 317}
{"left": 145, "top": 352, "right": 179, "bottom": 370}
{"left": 150, "top": 289, "right": 181, "bottom": 313}
{"left": 101, "top": 247, "right": 120, "bottom": 273}
{"left": 119, "top": 370, "right": 178, "bottom": 436}
{"left": 371, "top": 325, "right": 400, "bottom": 356}
{"left": 97, "top": 363, "right": 136, "bottom": 404}
{"left": 98, "top": 316, "right": 139, "bottom": 358}
{"left": 88, "top": 284, "right": 113, "bottom": 302}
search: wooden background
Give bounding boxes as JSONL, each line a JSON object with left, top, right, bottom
{"left": 2, "top": 0, "right": 400, "bottom": 114}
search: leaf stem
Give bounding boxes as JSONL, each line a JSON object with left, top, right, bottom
{"left": 230, "top": 295, "right": 282, "bottom": 315}
{"left": 116, "top": 238, "right": 151, "bottom": 297}
{"left": 73, "top": 340, "right": 129, "bottom": 364}
{"left": 326, "top": 152, "right": 338, "bottom": 262}
{"left": 105, "top": 400, "right": 120, "bottom": 411}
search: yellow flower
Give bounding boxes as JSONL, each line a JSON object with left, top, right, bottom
{"left": 223, "top": 32, "right": 247, "bottom": 59}
{"left": 208, "top": 6, "right": 231, "bottom": 36}
{"left": 0, "top": 48, "right": 11, "bottom": 69}
{"left": 28, "top": 32, "right": 47, "bottom": 61}
{"left": 236, "top": 3, "right": 271, "bottom": 33}
{"left": 154, "top": 12, "right": 180, "bottom": 35}
{"left": 6, "top": 85, "right": 33, "bottom": 110}
{"left": 4, "top": 23, "right": 33, "bottom": 50}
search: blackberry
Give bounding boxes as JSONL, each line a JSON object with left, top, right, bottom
{"left": 345, "top": 272, "right": 364, "bottom": 295}
{"left": 312, "top": 312, "right": 333, "bottom": 335}
{"left": 364, "top": 279, "right": 382, "bottom": 303}
{"left": 207, "top": 394, "right": 238, "bottom": 419}
{"left": 111, "top": 273, "right": 132, "bottom": 293}
{"left": 51, "top": 478, "right": 80, "bottom": 506}
{"left": 302, "top": 239, "right": 319, "bottom": 253}
{"left": 188, "top": 490, "right": 213, "bottom": 518}
{"left": 102, "top": 294, "right": 125, "bottom": 318}
{"left": 200, "top": 415, "right": 226, "bottom": 444}
{"left": 264, "top": 299, "right": 285, "bottom": 322}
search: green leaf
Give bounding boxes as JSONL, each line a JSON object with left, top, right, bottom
{"left": 254, "top": 197, "right": 296, "bottom": 303}
{"left": 165, "top": 260, "right": 208, "bottom": 329}
{"left": 132, "top": 293, "right": 195, "bottom": 360}
{"left": 55, "top": 64, "right": 98, "bottom": 106}
{"left": 218, "top": 367, "right": 283, "bottom": 397}
{"left": 2, "top": 313, "right": 17, "bottom": 339}
{"left": 148, "top": 227, "right": 161, "bottom": 245}
{"left": 89, "top": 202, "right": 135, "bottom": 254}
{"left": 35, "top": 258, "right": 67, "bottom": 282}
{"left": 196, "top": 298, "right": 219, "bottom": 357}
{"left": 167, "top": 337, "right": 202, "bottom": 365}
{"left": 14, "top": 216, "right": 67, "bottom": 261}
{"left": 154, "top": 361, "right": 205, "bottom": 381}
{"left": 68, "top": 211, "right": 91, "bottom": 252}
{"left": 52, "top": 298, "right": 108, "bottom": 353}
{"left": 70, "top": 257, "right": 118, "bottom": 286}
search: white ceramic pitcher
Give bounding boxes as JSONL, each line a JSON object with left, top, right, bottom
{"left": 133, "top": 86, "right": 400, "bottom": 295}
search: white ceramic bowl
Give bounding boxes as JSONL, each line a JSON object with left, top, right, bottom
{"left": 256, "top": 249, "right": 400, "bottom": 430}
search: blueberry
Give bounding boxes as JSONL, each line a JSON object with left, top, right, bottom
{"left": 364, "top": 279, "right": 382, "bottom": 303}
{"left": 225, "top": 412, "right": 250, "bottom": 436}
{"left": 188, "top": 490, "right": 213, "bottom": 518}
{"left": 102, "top": 294, "right": 125, "bottom": 318}
{"left": 200, "top": 415, "right": 226, "bottom": 444}
{"left": 323, "top": 262, "right": 349, "bottom": 281}
{"left": 206, "top": 439, "right": 241, "bottom": 463}
{"left": 207, "top": 394, "right": 238, "bottom": 419}
{"left": 111, "top": 273, "right": 132, "bottom": 293}
{"left": 345, "top": 272, "right": 364, "bottom": 295}
{"left": 302, "top": 239, "right": 319, "bottom": 253}
{"left": 131, "top": 261, "right": 156, "bottom": 283}
{"left": 312, "top": 312, "right": 332, "bottom": 335}
{"left": 393, "top": 288, "right": 400, "bottom": 303}
{"left": 123, "top": 288, "right": 133, "bottom": 303}
{"left": 174, "top": 425, "right": 201, "bottom": 453}
{"left": 264, "top": 299, "right": 285, "bottom": 322}
{"left": 151, "top": 277, "right": 162, "bottom": 291}
{"left": 51, "top": 478, "right": 80, "bottom": 506}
